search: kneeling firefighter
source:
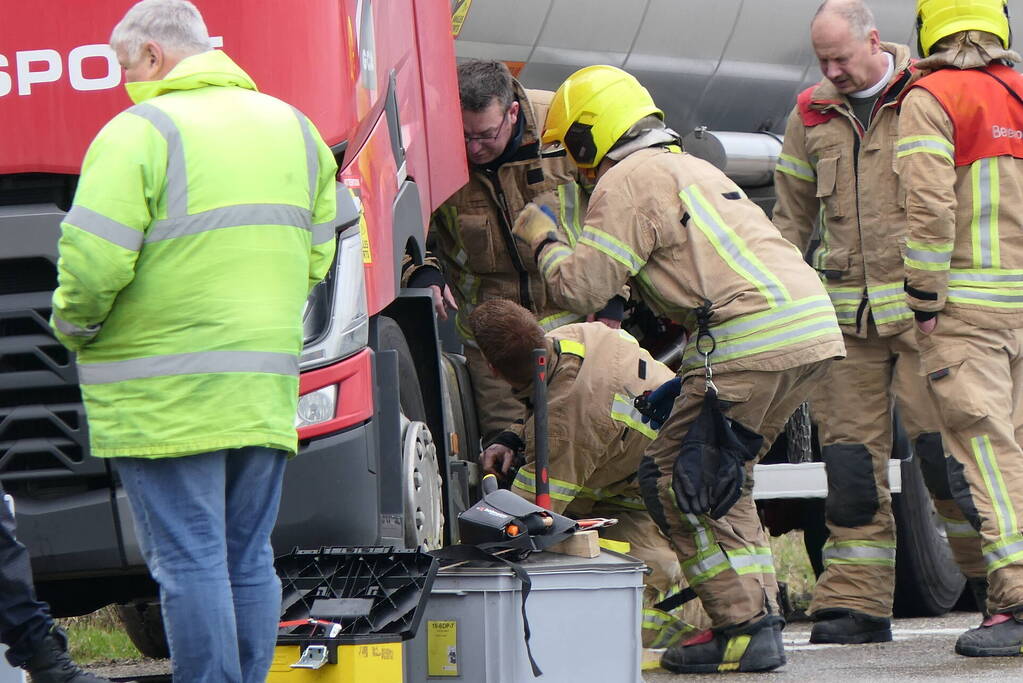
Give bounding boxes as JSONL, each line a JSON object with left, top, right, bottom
{"left": 468, "top": 299, "right": 707, "bottom": 655}
{"left": 512, "top": 65, "right": 846, "bottom": 673}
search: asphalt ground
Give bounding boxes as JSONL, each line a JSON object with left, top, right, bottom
{"left": 644, "top": 612, "right": 1021, "bottom": 682}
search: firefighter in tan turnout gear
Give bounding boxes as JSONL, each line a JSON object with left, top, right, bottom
{"left": 513, "top": 65, "right": 845, "bottom": 674}
{"left": 773, "top": 0, "right": 985, "bottom": 645}
{"left": 898, "top": 0, "right": 1023, "bottom": 658}
{"left": 402, "top": 60, "right": 621, "bottom": 447}
{"left": 468, "top": 299, "right": 708, "bottom": 658}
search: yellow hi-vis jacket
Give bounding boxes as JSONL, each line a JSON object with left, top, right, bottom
{"left": 506, "top": 323, "right": 675, "bottom": 516}
{"left": 529, "top": 146, "right": 846, "bottom": 375}
{"left": 773, "top": 43, "right": 918, "bottom": 337}
{"left": 50, "top": 50, "right": 338, "bottom": 458}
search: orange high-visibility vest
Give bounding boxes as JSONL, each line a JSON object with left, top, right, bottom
{"left": 909, "top": 64, "right": 1023, "bottom": 167}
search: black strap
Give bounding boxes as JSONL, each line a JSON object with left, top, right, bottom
{"left": 981, "top": 68, "right": 1023, "bottom": 110}
{"left": 431, "top": 545, "right": 543, "bottom": 677}
{"left": 653, "top": 586, "right": 698, "bottom": 613}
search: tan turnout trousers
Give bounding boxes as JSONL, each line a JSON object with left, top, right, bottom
{"left": 918, "top": 315, "right": 1023, "bottom": 614}
{"left": 809, "top": 324, "right": 985, "bottom": 618}
{"left": 644, "top": 361, "right": 830, "bottom": 630}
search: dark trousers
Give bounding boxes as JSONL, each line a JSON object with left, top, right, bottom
{"left": 0, "top": 484, "right": 53, "bottom": 667}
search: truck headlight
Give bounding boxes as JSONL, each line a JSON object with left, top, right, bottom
{"left": 295, "top": 384, "right": 338, "bottom": 428}
{"left": 300, "top": 222, "right": 368, "bottom": 369}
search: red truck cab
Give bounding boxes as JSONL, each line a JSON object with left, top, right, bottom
{"left": 0, "top": 0, "right": 473, "bottom": 633}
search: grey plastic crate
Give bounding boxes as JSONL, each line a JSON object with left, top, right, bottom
{"left": 405, "top": 549, "right": 644, "bottom": 683}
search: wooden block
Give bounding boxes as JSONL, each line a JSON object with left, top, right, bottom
{"left": 548, "top": 529, "right": 600, "bottom": 558}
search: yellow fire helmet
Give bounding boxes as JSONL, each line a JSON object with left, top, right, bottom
{"left": 542, "top": 65, "right": 663, "bottom": 169}
{"left": 916, "top": 0, "right": 1011, "bottom": 57}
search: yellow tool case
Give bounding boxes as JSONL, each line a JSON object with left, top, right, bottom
{"left": 268, "top": 546, "right": 437, "bottom": 683}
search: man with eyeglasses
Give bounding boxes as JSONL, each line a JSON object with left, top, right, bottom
{"left": 403, "top": 59, "right": 623, "bottom": 455}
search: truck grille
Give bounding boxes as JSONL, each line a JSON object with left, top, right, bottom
{"left": 0, "top": 209, "right": 103, "bottom": 491}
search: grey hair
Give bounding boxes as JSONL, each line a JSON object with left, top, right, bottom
{"left": 110, "top": 0, "right": 210, "bottom": 64}
{"left": 457, "top": 60, "right": 515, "bottom": 113}
{"left": 813, "top": 0, "right": 877, "bottom": 41}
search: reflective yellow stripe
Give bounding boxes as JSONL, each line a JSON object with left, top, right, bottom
{"left": 557, "top": 339, "right": 586, "bottom": 358}
{"left": 984, "top": 532, "right": 1023, "bottom": 572}
{"left": 719, "top": 635, "right": 752, "bottom": 671}
{"left": 776, "top": 153, "right": 815, "bottom": 182}
{"left": 867, "top": 282, "right": 912, "bottom": 325}
{"left": 726, "top": 547, "right": 776, "bottom": 576}
{"left": 679, "top": 295, "right": 838, "bottom": 371}
{"left": 905, "top": 238, "right": 954, "bottom": 272}
{"left": 681, "top": 185, "right": 790, "bottom": 306}
{"left": 578, "top": 227, "right": 646, "bottom": 275}
{"left": 825, "top": 285, "right": 862, "bottom": 326}
{"left": 611, "top": 393, "right": 658, "bottom": 439}
{"left": 539, "top": 242, "right": 573, "bottom": 279}
{"left": 822, "top": 540, "right": 896, "bottom": 567}
{"left": 557, "top": 182, "right": 583, "bottom": 247}
{"left": 971, "top": 158, "right": 1000, "bottom": 269}
{"left": 537, "top": 310, "right": 583, "bottom": 333}
{"left": 896, "top": 134, "right": 954, "bottom": 163}
{"left": 972, "top": 435, "right": 1017, "bottom": 538}
{"left": 939, "top": 514, "right": 980, "bottom": 538}
{"left": 512, "top": 468, "right": 582, "bottom": 503}
{"left": 812, "top": 205, "right": 831, "bottom": 271}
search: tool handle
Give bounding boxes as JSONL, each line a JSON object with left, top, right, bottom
{"left": 532, "top": 348, "right": 551, "bottom": 510}
{"left": 481, "top": 472, "right": 499, "bottom": 495}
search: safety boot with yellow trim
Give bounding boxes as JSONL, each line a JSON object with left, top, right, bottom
{"left": 660, "top": 615, "right": 785, "bottom": 674}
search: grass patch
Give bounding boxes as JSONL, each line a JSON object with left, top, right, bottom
{"left": 770, "top": 530, "right": 816, "bottom": 611}
{"left": 60, "top": 606, "right": 141, "bottom": 664}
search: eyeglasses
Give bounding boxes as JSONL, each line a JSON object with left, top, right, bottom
{"left": 464, "top": 108, "right": 510, "bottom": 143}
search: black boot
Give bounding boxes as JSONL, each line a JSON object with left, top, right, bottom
{"left": 660, "top": 615, "right": 786, "bottom": 674}
{"left": 955, "top": 610, "right": 1023, "bottom": 657}
{"left": 21, "top": 627, "right": 110, "bottom": 683}
{"left": 809, "top": 609, "right": 892, "bottom": 644}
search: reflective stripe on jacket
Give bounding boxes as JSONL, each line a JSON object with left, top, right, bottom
{"left": 408, "top": 83, "right": 588, "bottom": 343}
{"left": 51, "top": 50, "right": 338, "bottom": 457}
{"left": 535, "top": 146, "right": 846, "bottom": 374}
{"left": 898, "top": 64, "right": 1023, "bottom": 329}
{"left": 508, "top": 323, "right": 675, "bottom": 516}
{"left": 773, "top": 43, "right": 917, "bottom": 338}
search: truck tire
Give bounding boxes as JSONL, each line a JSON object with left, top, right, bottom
{"left": 892, "top": 457, "right": 966, "bottom": 617}
{"left": 377, "top": 317, "right": 443, "bottom": 549}
{"left": 116, "top": 602, "right": 169, "bottom": 659}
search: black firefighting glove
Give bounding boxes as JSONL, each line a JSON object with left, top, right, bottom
{"left": 671, "top": 387, "right": 764, "bottom": 519}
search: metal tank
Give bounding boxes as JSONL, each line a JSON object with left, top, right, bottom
{"left": 455, "top": 0, "right": 1023, "bottom": 184}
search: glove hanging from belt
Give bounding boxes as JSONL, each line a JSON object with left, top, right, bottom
{"left": 670, "top": 300, "right": 764, "bottom": 519}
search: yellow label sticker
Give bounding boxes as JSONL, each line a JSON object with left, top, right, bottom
{"left": 427, "top": 619, "right": 459, "bottom": 676}
{"left": 358, "top": 213, "right": 372, "bottom": 264}
{"left": 451, "top": 0, "right": 473, "bottom": 37}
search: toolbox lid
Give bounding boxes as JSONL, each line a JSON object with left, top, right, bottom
{"left": 276, "top": 546, "right": 438, "bottom": 645}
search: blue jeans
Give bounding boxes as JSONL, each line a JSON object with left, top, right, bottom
{"left": 115, "top": 447, "right": 287, "bottom": 683}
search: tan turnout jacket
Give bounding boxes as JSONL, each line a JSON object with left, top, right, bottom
{"left": 530, "top": 146, "right": 846, "bottom": 375}
{"left": 508, "top": 323, "right": 675, "bottom": 516}
{"left": 404, "top": 82, "right": 590, "bottom": 340}
{"left": 773, "top": 43, "right": 918, "bottom": 337}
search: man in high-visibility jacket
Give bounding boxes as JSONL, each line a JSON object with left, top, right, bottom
{"left": 514, "top": 65, "right": 845, "bottom": 674}
{"left": 49, "top": 1, "right": 337, "bottom": 680}
{"left": 773, "top": 0, "right": 985, "bottom": 644}
{"left": 467, "top": 299, "right": 707, "bottom": 661}
{"left": 401, "top": 60, "right": 623, "bottom": 449}
{"left": 897, "top": 0, "right": 1023, "bottom": 658}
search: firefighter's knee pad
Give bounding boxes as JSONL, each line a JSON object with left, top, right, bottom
{"left": 914, "top": 432, "right": 953, "bottom": 500}
{"left": 638, "top": 454, "right": 671, "bottom": 537}
{"left": 822, "top": 443, "right": 877, "bottom": 528}
{"left": 947, "top": 457, "right": 983, "bottom": 532}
